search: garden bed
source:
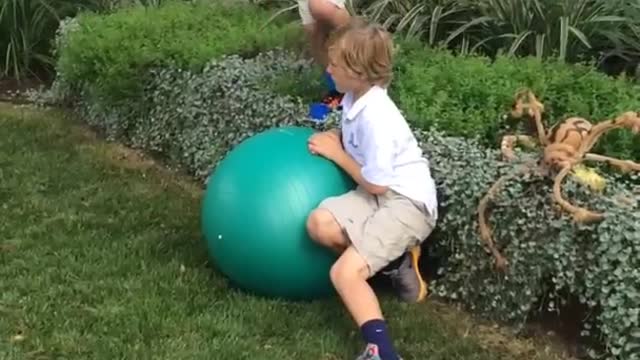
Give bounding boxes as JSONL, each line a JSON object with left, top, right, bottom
{"left": 0, "top": 77, "right": 44, "bottom": 104}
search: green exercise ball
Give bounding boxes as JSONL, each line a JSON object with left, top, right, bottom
{"left": 201, "top": 126, "right": 356, "bottom": 301}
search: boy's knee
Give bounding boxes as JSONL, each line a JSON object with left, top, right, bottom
{"left": 330, "top": 247, "right": 370, "bottom": 287}
{"left": 306, "top": 208, "right": 339, "bottom": 242}
{"left": 329, "top": 261, "right": 349, "bottom": 286}
{"left": 330, "top": 261, "right": 360, "bottom": 286}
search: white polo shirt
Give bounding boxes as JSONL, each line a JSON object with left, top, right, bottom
{"left": 339, "top": 85, "right": 439, "bottom": 220}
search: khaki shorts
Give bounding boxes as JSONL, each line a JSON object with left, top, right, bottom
{"left": 318, "top": 186, "right": 436, "bottom": 275}
{"left": 297, "top": 0, "right": 346, "bottom": 25}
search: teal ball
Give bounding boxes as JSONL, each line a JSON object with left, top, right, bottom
{"left": 201, "top": 126, "right": 356, "bottom": 300}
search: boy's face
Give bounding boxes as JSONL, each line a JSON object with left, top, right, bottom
{"left": 326, "top": 46, "right": 367, "bottom": 94}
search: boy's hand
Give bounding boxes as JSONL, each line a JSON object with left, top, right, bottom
{"left": 308, "top": 130, "right": 343, "bottom": 162}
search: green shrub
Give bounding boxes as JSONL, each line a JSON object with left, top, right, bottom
{"left": 0, "top": 0, "right": 103, "bottom": 80}
{"left": 54, "top": 0, "right": 303, "bottom": 105}
{"left": 420, "top": 128, "right": 640, "bottom": 359}
{"left": 390, "top": 40, "right": 640, "bottom": 160}
{"left": 57, "top": 49, "right": 331, "bottom": 179}
{"left": 136, "top": 50, "right": 326, "bottom": 179}
{"left": 55, "top": 0, "right": 640, "bottom": 162}
{"left": 267, "top": 38, "right": 640, "bottom": 161}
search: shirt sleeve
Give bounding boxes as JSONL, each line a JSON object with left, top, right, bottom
{"left": 360, "top": 118, "right": 395, "bottom": 186}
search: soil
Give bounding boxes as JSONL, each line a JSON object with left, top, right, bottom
{"left": 0, "top": 76, "right": 48, "bottom": 104}
{"left": 525, "top": 298, "right": 597, "bottom": 359}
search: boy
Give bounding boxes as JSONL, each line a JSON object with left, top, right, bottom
{"left": 297, "top": 0, "right": 350, "bottom": 103}
{"left": 306, "top": 18, "right": 439, "bottom": 360}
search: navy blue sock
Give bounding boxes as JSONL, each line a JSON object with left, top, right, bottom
{"left": 360, "top": 319, "right": 399, "bottom": 360}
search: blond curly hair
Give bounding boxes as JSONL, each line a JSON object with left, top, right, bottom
{"left": 326, "top": 17, "right": 394, "bottom": 87}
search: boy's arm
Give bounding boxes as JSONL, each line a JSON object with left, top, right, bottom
{"left": 332, "top": 152, "right": 389, "bottom": 195}
{"left": 333, "top": 121, "right": 393, "bottom": 195}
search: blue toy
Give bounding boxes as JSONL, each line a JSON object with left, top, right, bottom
{"left": 308, "top": 71, "right": 343, "bottom": 122}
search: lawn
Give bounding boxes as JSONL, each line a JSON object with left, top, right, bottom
{"left": 0, "top": 103, "right": 570, "bottom": 360}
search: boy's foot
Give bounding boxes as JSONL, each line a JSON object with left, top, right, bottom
{"left": 355, "top": 344, "right": 403, "bottom": 360}
{"left": 382, "top": 246, "right": 428, "bottom": 303}
{"left": 355, "top": 343, "right": 380, "bottom": 360}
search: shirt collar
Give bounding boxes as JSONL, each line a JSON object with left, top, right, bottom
{"left": 343, "top": 85, "right": 386, "bottom": 121}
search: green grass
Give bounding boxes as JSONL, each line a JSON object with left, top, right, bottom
{"left": 0, "top": 104, "right": 568, "bottom": 360}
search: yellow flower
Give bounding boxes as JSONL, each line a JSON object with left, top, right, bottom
{"left": 572, "top": 164, "right": 606, "bottom": 192}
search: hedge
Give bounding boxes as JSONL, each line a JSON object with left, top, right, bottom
{"left": 265, "top": 39, "right": 640, "bottom": 161}
{"left": 389, "top": 40, "right": 640, "bottom": 161}
{"left": 53, "top": 0, "right": 303, "bottom": 106}
{"left": 52, "top": 0, "right": 640, "bottom": 162}
{"left": 37, "top": 2, "right": 640, "bottom": 359}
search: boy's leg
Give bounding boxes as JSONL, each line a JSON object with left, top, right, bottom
{"left": 299, "top": 0, "right": 350, "bottom": 111}
{"left": 311, "top": 0, "right": 349, "bottom": 104}
{"left": 308, "top": 0, "right": 350, "bottom": 67}
{"left": 307, "top": 186, "right": 376, "bottom": 254}
{"left": 308, "top": 188, "right": 407, "bottom": 360}
{"left": 307, "top": 187, "right": 390, "bottom": 332}
{"left": 364, "top": 201, "right": 434, "bottom": 304}
{"left": 332, "top": 246, "right": 401, "bottom": 360}
{"left": 374, "top": 194, "right": 435, "bottom": 304}
{"left": 297, "top": 0, "right": 349, "bottom": 67}
{"left": 298, "top": 1, "right": 323, "bottom": 67}
{"left": 381, "top": 245, "right": 430, "bottom": 303}
{"left": 298, "top": 0, "right": 350, "bottom": 121}
{"left": 307, "top": 189, "right": 400, "bottom": 360}
{"left": 343, "top": 193, "right": 433, "bottom": 360}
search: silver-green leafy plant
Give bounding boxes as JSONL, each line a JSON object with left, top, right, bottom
{"left": 419, "top": 126, "right": 640, "bottom": 360}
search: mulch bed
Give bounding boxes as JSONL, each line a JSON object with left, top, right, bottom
{"left": 0, "top": 77, "right": 47, "bottom": 104}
